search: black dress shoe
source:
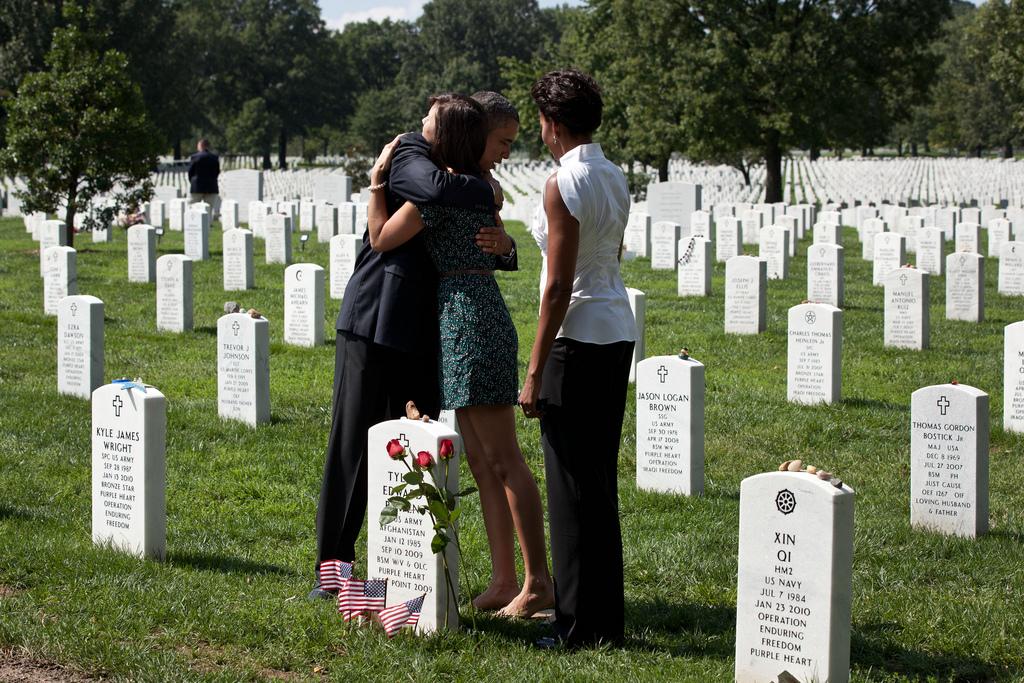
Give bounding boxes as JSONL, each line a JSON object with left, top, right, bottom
{"left": 307, "top": 583, "right": 338, "bottom": 602}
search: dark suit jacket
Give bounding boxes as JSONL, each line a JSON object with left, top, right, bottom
{"left": 188, "top": 150, "right": 220, "bottom": 194}
{"left": 336, "top": 132, "right": 517, "bottom": 355}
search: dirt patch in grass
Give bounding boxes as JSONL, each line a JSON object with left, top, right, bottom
{"left": 0, "top": 649, "right": 93, "bottom": 682}
{"left": 0, "top": 585, "right": 24, "bottom": 598}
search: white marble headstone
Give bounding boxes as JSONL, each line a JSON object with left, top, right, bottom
{"left": 946, "top": 252, "right": 984, "bottom": 322}
{"left": 184, "top": 210, "right": 210, "bottom": 260}
{"left": 635, "top": 354, "right": 704, "bottom": 495}
{"left": 998, "top": 242, "right": 1024, "bottom": 296}
{"left": 910, "top": 383, "right": 989, "bottom": 538}
{"left": 330, "top": 234, "right": 362, "bottom": 300}
{"left": 284, "top": 263, "right": 325, "bottom": 347}
{"left": 127, "top": 224, "right": 156, "bottom": 283}
{"left": 915, "top": 227, "right": 944, "bottom": 275}
{"left": 91, "top": 382, "right": 166, "bottom": 559}
{"left": 955, "top": 222, "right": 980, "bottom": 255}
{"left": 873, "top": 232, "right": 906, "bottom": 286}
{"left": 861, "top": 218, "right": 886, "bottom": 261}
{"left": 647, "top": 182, "right": 701, "bottom": 228}
{"left": 58, "top": 295, "right": 104, "bottom": 399}
{"left": 623, "top": 212, "right": 651, "bottom": 260}
{"left": 725, "top": 256, "right": 767, "bottom": 335}
{"left": 988, "top": 218, "right": 1011, "bottom": 258}
{"left": 650, "top": 221, "right": 681, "bottom": 270}
{"left": 265, "top": 214, "right": 293, "bottom": 265}
{"left": 367, "top": 418, "right": 460, "bottom": 633}
{"left": 221, "top": 199, "right": 239, "bottom": 231}
{"left": 338, "top": 202, "right": 357, "bottom": 235}
{"left": 1004, "top": 322, "right": 1024, "bottom": 433}
{"left": 787, "top": 303, "right": 842, "bottom": 404}
{"left": 217, "top": 312, "right": 270, "bottom": 426}
{"left": 716, "top": 217, "right": 742, "bottom": 263}
{"left": 676, "top": 237, "right": 712, "bottom": 297}
{"left": 316, "top": 203, "right": 338, "bottom": 244}
{"left": 689, "top": 210, "right": 714, "bottom": 242}
{"left": 38, "top": 220, "right": 68, "bottom": 277}
{"left": 759, "top": 226, "right": 789, "bottom": 280}
{"left": 43, "top": 246, "right": 77, "bottom": 316}
{"left": 807, "top": 243, "right": 844, "bottom": 308}
{"left": 884, "top": 268, "right": 929, "bottom": 350}
{"left": 156, "top": 254, "right": 193, "bottom": 332}
{"left": 627, "top": 288, "right": 646, "bottom": 383}
{"left": 735, "top": 471, "right": 854, "bottom": 683}
{"left": 223, "top": 228, "right": 254, "bottom": 291}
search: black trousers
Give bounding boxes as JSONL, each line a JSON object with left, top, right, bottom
{"left": 314, "top": 331, "right": 440, "bottom": 569}
{"left": 539, "top": 337, "right": 634, "bottom": 646}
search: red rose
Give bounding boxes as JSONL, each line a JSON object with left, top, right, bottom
{"left": 386, "top": 439, "right": 405, "bottom": 459}
{"left": 439, "top": 439, "right": 454, "bottom": 460}
{"left": 415, "top": 451, "right": 434, "bottom": 468}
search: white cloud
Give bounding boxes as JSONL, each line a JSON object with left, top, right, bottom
{"left": 324, "top": 1, "right": 426, "bottom": 30}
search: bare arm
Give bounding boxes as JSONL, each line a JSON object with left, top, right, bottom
{"left": 518, "top": 173, "right": 579, "bottom": 418}
{"left": 366, "top": 135, "right": 424, "bottom": 252}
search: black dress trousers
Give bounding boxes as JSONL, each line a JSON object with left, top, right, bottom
{"left": 314, "top": 331, "right": 440, "bottom": 568}
{"left": 539, "top": 337, "right": 635, "bottom": 647}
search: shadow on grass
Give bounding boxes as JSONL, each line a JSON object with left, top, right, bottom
{"left": 852, "top": 625, "right": 1002, "bottom": 680}
{"left": 842, "top": 397, "right": 906, "bottom": 412}
{"left": 167, "top": 550, "right": 295, "bottom": 577}
{"left": 193, "top": 325, "right": 218, "bottom": 336}
{"left": 0, "top": 503, "right": 36, "bottom": 521}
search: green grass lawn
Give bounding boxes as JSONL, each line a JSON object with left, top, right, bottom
{"left": 1, "top": 217, "right": 1022, "bottom": 682}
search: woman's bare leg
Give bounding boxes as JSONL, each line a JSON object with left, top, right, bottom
{"left": 456, "top": 409, "right": 521, "bottom": 609}
{"left": 459, "top": 404, "right": 554, "bottom": 617}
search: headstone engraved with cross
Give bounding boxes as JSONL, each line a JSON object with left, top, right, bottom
{"left": 735, "top": 471, "right": 854, "bottom": 683}
{"left": 1004, "top": 322, "right": 1024, "bottom": 433}
{"left": 998, "top": 242, "right": 1024, "bottom": 296}
{"left": 284, "top": 263, "right": 325, "bottom": 347}
{"left": 91, "top": 382, "right": 166, "bottom": 559}
{"left": 330, "top": 234, "right": 362, "bottom": 300}
{"left": 58, "top": 295, "right": 104, "bottom": 399}
{"left": 127, "top": 225, "right": 157, "bottom": 283}
{"left": 807, "top": 243, "right": 844, "bottom": 308}
{"left": 787, "top": 303, "right": 842, "bottom": 405}
{"left": 884, "top": 268, "right": 929, "bottom": 350}
{"left": 156, "top": 255, "right": 193, "bottom": 332}
{"left": 38, "top": 220, "right": 68, "bottom": 277}
{"left": 988, "top": 218, "right": 1012, "bottom": 258}
{"left": 367, "top": 418, "right": 461, "bottom": 633}
{"left": 217, "top": 312, "right": 270, "bottom": 426}
{"left": 223, "top": 228, "right": 254, "bottom": 291}
{"left": 43, "top": 246, "right": 77, "bottom": 316}
{"left": 636, "top": 355, "right": 704, "bottom": 495}
{"left": 946, "top": 252, "right": 984, "bottom": 322}
{"left": 910, "top": 383, "right": 989, "bottom": 538}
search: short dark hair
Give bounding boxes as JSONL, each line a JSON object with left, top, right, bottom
{"left": 530, "top": 69, "right": 603, "bottom": 137}
{"left": 197, "top": 138, "right": 210, "bottom": 149}
{"left": 471, "top": 91, "right": 519, "bottom": 129}
{"left": 427, "top": 93, "right": 487, "bottom": 174}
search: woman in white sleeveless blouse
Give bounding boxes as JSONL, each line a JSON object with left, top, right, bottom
{"left": 520, "top": 69, "right": 635, "bottom": 648}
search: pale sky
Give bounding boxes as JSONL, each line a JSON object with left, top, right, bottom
{"left": 319, "top": 0, "right": 585, "bottom": 30}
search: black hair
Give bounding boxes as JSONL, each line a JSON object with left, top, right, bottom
{"left": 471, "top": 90, "right": 520, "bottom": 129}
{"left": 427, "top": 93, "right": 487, "bottom": 174}
{"left": 530, "top": 69, "right": 603, "bottom": 137}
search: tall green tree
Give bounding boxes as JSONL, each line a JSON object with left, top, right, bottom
{"left": 992, "top": 0, "right": 1024, "bottom": 134}
{"left": 0, "top": 8, "right": 161, "bottom": 246}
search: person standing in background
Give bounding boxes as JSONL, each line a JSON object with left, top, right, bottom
{"left": 188, "top": 138, "right": 220, "bottom": 210}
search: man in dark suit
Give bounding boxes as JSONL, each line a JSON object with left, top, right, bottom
{"left": 187, "top": 138, "right": 220, "bottom": 208}
{"left": 309, "top": 102, "right": 518, "bottom": 598}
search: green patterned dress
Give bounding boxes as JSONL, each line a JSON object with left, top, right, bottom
{"left": 419, "top": 204, "right": 518, "bottom": 410}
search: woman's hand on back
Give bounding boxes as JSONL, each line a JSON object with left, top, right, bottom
{"left": 370, "top": 135, "right": 402, "bottom": 185}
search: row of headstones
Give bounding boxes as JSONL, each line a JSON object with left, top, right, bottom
{"left": 632, "top": 317, "right": 1024, "bottom": 496}
{"left": 89, "top": 373, "right": 992, "bottom": 683}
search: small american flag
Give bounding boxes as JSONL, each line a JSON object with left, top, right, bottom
{"left": 318, "top": 560, "right": 353, "bottom": 592}
{"left": 378, "top": 594, "right": 425, "bottom": 638}
{"left": 338, "top": 577, "right": 387, "bottom": 621}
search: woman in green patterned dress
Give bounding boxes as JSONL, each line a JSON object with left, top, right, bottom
{"left": 367, "top": 94, "right": 554, "bottom": 618}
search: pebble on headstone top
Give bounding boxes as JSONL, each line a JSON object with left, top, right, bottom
{"left": 946, "top": 252, "right": 984, "bottom": 322}
{"left": 1005, "top": 322, "right": 1024, "bottom": 434}
{"left": 787, "top": 303, "right": 842, "bottom": 405}
{"left": 367, "top": 418, "right": 461, "bottom": 633}
{"left": 91, "top": 381, "right": 166, "bottom": 559}
{"left": 636, "top": 353, "right": 704, "bottom": 496}
{"left": 725, "top": 255, "right": 767, "bottom": 335}
{"left": 884, "top": 267, "right": 929, "bottom": 350}
{"left": 58, "top": 294, "right": 104, "bottom": 399}
{"left": 910, "top": 383, "right": 989, "bottom": 538}
{"left": 217, "top": 312, "right": 270, "bottom": 426}
{"left": 284, "top": 263, "right": 325, "bottom": 347}
{"left": 735, "top": 470, "right": 854, "bottom": 683}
